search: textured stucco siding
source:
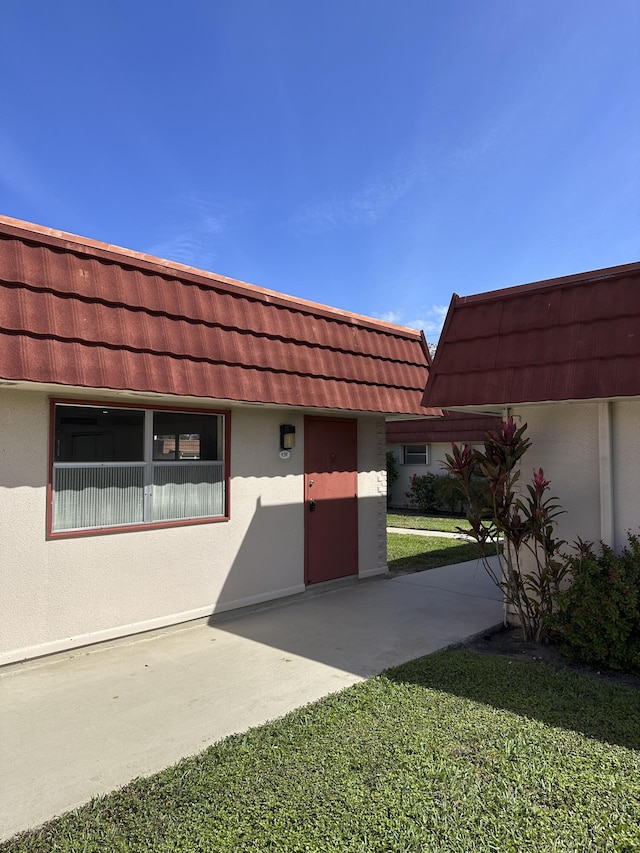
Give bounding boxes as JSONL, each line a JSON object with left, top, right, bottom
{"left": 389, "top": 402, "right": 640, "bottom": 549}
{"left": 513, "top": 400, "right": 640, "bottom": 554}
{"left": 611, "top": 400, "right": 640, "bottom": 550}
{"left": 516, "top": 404, "right": 601, "bottom": 548}
{"left": 501, "top": 401, "right": 640, "bottom": 625}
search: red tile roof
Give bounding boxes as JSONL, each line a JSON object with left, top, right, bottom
{"left": 386, "top": 412, "right": 501, "bottom": 444}
{"left": 0, "top": 216, "right": 438, "bottom": 416}
{"left": 423, "top": 262, "right": 640, "bottom": 409}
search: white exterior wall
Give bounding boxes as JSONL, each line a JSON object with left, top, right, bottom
{"left": 501, "top": 401, "right": 639, "bottom": 626}
{"left": 516, "top": 404, "right": 600, "bottom": 549}
{"left": 514, "top": 400, "right": 640, "bottom": 553}
{"left": 610, "top": 400, "right": 640, "bottom": 549}
{"left": 387, "top": 441, "right": 481, "bottom": 508}
{"left": 0, "top": 388, "right": 386, "bottom": 664}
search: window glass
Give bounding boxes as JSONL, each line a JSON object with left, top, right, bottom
{"left": 52, "top": 404, "right": 226, "bottom": 533}
{"left": 153, "top": 411, "right": 219, "bottom": 461}
{"left": 404, "top": 444, "right": 429, "bottom": 465}
{"left": 55, "top": 406, "right": 144, "bottom": 462}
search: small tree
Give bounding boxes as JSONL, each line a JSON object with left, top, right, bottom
{"left": 442, "top": 418, "right": 567, "bottom": 642}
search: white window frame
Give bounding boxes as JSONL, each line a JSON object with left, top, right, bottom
{"left": 49, "top": 400, "right": 229, "bottom": 537}
{"left": 403, "top": 444, "right": 430, "bottom": 465}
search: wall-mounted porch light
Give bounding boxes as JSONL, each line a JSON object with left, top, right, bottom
{"left": 280, "top": 424, "right": 296, "bottom": 451}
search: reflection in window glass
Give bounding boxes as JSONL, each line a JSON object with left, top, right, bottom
{"left": 55, "top": 406, "right": 144, "bottom": 462}
{"left": 153, "top": 412, "right": 219, "bottom": 461}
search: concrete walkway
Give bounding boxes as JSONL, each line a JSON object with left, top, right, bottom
{"left": 387, "top": 525, "right": 476, "bottom": 541}
{"left": 0, "top": 559, "right": 503, "bottom": 842}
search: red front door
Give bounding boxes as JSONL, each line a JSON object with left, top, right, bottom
{"left": 305, "top": 417, "right": 358, "bottom": 584}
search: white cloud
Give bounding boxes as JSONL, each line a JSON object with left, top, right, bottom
{"left": 150, "top": 195, "right": 245, "bottom": 270}
{"left": 291, "top": 163, "right": 424, "bottom": 234}
{"left": 374, "top": 310, "right": 403, "bottom": 324}
{"left": 372, "top": 304, "right": 449, "bottom": 343}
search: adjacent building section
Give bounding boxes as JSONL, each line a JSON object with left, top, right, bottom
{"left": 423, "top": 262, "right": 640, "bottom": 552}
{"left": 386, "top": 412, "right": 500, "bottom": 507}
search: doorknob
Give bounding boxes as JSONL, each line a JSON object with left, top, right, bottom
{"left": 309, "top": 499, "right": 316, "bottom": 512}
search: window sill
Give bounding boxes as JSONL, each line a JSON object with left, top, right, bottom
{"left": 47, "top": 514, "right": 230, "bottom": 540}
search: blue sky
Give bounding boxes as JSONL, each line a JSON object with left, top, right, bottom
{"left": 1, "top": 1, "right": 639, "bottom": 344}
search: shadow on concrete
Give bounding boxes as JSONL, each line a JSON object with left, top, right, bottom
{"left": 210, "top": 557, "right": 504, "bottom": 679}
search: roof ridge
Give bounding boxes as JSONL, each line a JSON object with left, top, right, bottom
{"left": 455, "top": 261, "right": 640, "bottom": 306}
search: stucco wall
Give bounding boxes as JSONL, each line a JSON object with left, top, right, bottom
{"left": 611, "top": 400, "right": 640, "bottom": 549}
{"left": 499, "top": 401, "right": 640, "bottom": 626}
{"left": 1, "top": 389, "right": 385, "bottom": 664}
{"left": 514, "top": 400, "right": 640, "bottom": 553}
{"left": 517, "top": 404, "right": 601, "bottom": 549}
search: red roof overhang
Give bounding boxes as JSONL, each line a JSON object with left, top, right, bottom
{"left": 386, "top": 411, "right": 501, "bottom": 444}
{"left": 0, "top": 216, "right": 439, "bottom": 416}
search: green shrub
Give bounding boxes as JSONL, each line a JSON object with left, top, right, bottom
{"left": 404, "top": 473, "right": 463, "bottom": 514}
{"left": 405, "top": 472, "right": 490, "bottom": 515}
{"left": 405, "top": 472, "right": 438, "bottom": 512}
{"left": 468, "top": 475, "right": 492, "bottom": 513}
{"left": 552, "top": 533, "right": 640, "bottom": 672}
{"left": 386, "top": 451, "right": 399, "bottom": 506}
{"left": 431, "top": 474, "right": 464, "bottom": 514}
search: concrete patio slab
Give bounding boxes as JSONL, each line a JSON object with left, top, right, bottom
{"left": 0, "top": 558, "right": 503, "bottom": 842}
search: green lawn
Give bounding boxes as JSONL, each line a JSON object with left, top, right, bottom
{"left": 6, "top": 653, "right": 639, "bottom": 852}
{"left": 387, "top": 532, "right": 496, "bottom": 573}
{"left": 386, "top": 513, "right": 497, "bottom": 573}
{"left": 387, "top": 512, "right": 473, "bottom": 533}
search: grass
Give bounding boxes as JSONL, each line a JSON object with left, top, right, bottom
{"left": 5, "top": 652, "right": 639, "bottom": 852}
{"left": 386, "top": 511, "right": 497, "bottom": 573}
{"left": 387, "top": 532, "right": 497, "bottom": 573}
{"left": 387, "top": 511, "right": 472, "bottom": 533}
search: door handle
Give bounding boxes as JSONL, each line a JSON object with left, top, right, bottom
{"left": 309, "top": 499, "right": 316, "bottom": 512}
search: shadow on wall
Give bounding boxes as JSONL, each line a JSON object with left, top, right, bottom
{"left": 208, "top": 485, "right": 363, "bottom": 619}
{"left": 208, "top": 495, "right": 305, "bottom": 612}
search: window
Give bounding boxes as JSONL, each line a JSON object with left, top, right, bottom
{"left": 403, "top": 444, "right": 429, "bottom": 465}
{"left": 51, "top": 402, "right": 227, "bottom": 534}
